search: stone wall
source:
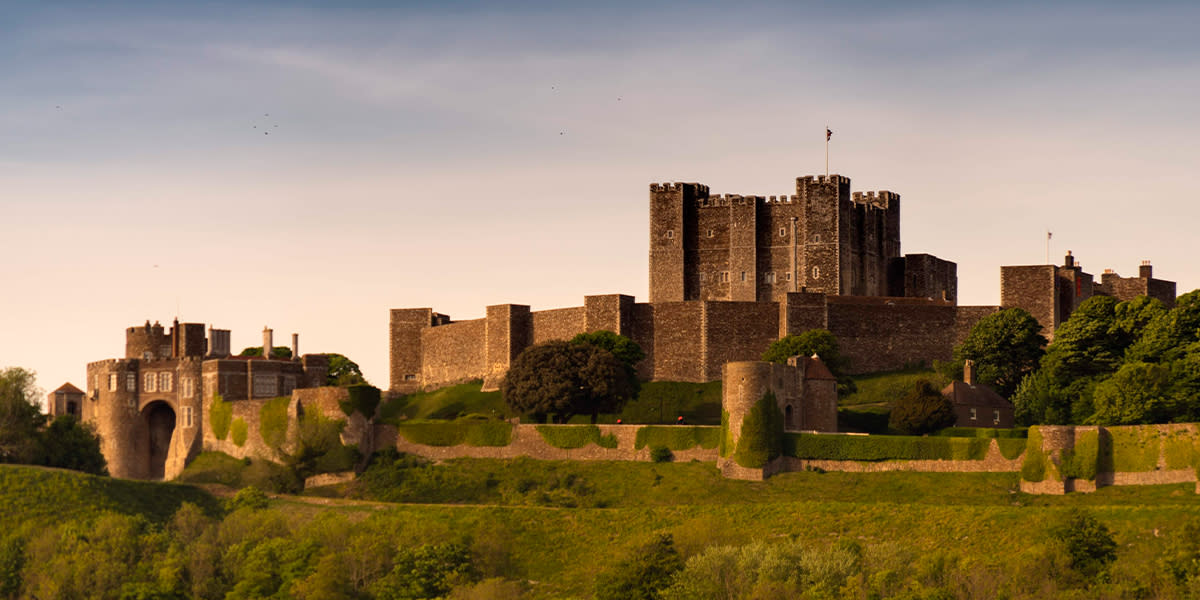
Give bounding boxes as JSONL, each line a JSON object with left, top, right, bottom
{"left": 392, "top": 424, "right": 718, "bottom": 463}
{"left": 532, "top": 307, "right": 586, "bottom": 344}
{"left": 421, "top": 319, "right": 487, "bottom": 387}
{"left": 826, "top": 296, "right": 958, "bottom": 374}
{"left": 702, "top": 301, "right": 779, "bottom": 379}
{"left": 1001, "top": 265, "right": 1059, "bottom": 340}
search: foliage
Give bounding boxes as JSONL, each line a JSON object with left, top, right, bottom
{"left": 327, "top": 353, "right": 368, "bottom": 386}
{"left": 619, "top": 381, "right": 722, "bottom": 425}
{"left": 947, "top": 308, "right": 1047, "bottom": 398}
{"left": 649, "top": 446, "right": 673, "bottom": 463}
{"left": 1012, "top": 369, "right": 1070, "bottom": 426}
{"left": 283, "top": 410, "right": 350, "bottom": 480}
{"left": 535, "top": 425, "right": 618, "bottom": 449}
{"left": 209, "top": 394, "right": 232, "bottom": 441}
{"left": 1108, "top": 426, "right": 1161, "bottom": 472}
{"left": 395, "top": 421, "right": 513, "bottom": 447}
{"left": 783, "top": 433, "right": 991, "bottom": 461}
{"left": 1090, "top": 361, "right": 1173, "bottom": 425}
{"left": 594, "top": 533, "right": 682, "bottom": 600}
{"left": 1127, "top": 290, "right": 1200, "bottom": 363}
{"left": 572, "top": 330, "right": 645, "bottom": 399}
{"left": 0, "top": 367, "right": 45, "bottom": 464}
{"left": 381, "top": 381, "right": 509, "bottom": 423}
{"left": 634, "top": 426, "right": 720, "bottom": 450}
{"left": 719, "top": 411, "right": 731, "bottom": 458}
{"left": 1062, "top": 429, "right": 1101, "bottom": 481}
{"left": 37, "top": 416, "right": 107, "bottom": 475}
{"left": 371, "top": 542, "right": 478, "bottom": 600}
{"left": 501, "top": 340, "right": 633, "bottom": 423}
{"left": 341, "top": 384, "right": 381, "bottom": 418}
{"left": 177, "top": 452, "right": 301, "bottom": 494}
{"left": 239, "top": 345, "right": 293, "bottom": 359}
{"left": 230, "top": 417, "right": 249, "bottom": 447}
{"left": 837, "top": 406, "right": 891, "bottom": 434}
{"left": 733, "top": 392, "right": 784, "bottom": 468}
{"left": 997, "top": 438, "right": 1028, "bottom": 460}
{"left": 1021, "top": 428, "right": 1048, "bottom": 482}
{"left": 227, "top": 485, "right": 270, "bottom": 511}
{"left": 841, "top": 367, "right": 949, "bottom": 407}
{"left": 936, "top": 427, "right": 1027, "bottom": 438}
{"left": 661, "top": 539, "right": 862, "bottom": 600}
{"left": 1051, "top": 509, "right": 1118, "bottom": 578}
{"left": 259, "top": 396, "right": 291, "bottom": 449}
{"left": 887, "top": 379, "right": 955, "bottom": 435}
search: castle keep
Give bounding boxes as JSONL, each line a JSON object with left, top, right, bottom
{"left": 390, "top": 173, "right": 1178, "bottom": 395}
{"left": 84, "top": 321, "right": 329, "bottom": 479}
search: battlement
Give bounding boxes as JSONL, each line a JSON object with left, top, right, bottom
{"left": 696, "top": 194, "right": 800, "bottom": 208}
{"left": 852, "top": 190, "right": 898, "bottom": 209}
{"left": 650, "top": 182, "right": 710, "bottom": 196}
{"left": 796, "top": 174, "right": 847, "bottom": 187}
{"left": 87, "top": 358, "right": 137, "bottom": 370}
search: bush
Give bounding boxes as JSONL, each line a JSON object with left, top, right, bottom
{"left": 259, "top": 397, "right": 291, "bottom": 449}
{"left": 1052, "top": 509, "right": 1117, "bottom": 578}
{"left": 937, "top": 427, "right": 1027, "bottom": 439}
{"left": 1109, "top": 425, "right": 1162, "bottom": 472}
{"left": 1021, "top": 428, "right": 1048, "bottom": 482}
{"left": 837, "top": 407, "right": 891, "bottom": 434}
{"left": 782, "top": 433, "right": 990, "bottom": 461}
{"left": 535, "top": 425, "right": 618, "bottom": 449}
{"left": 634, "top": 426, "right": 720, "bottom": 450}
{"left": 997, "top": 438, "right": 1028, "bottom": 460}
{"left": 888, "top": 380, "right": 955, "bottom": 435}
{"left": 649, "top": 446, "right": 673, "bottom": 463}
{"left": 340, "top": 384, "right": 382, "bottom": 418}
{"left": 209, "top": 395, "right": 232, "bottom": 441}
{"left": 734, "top": 392, "right": 784, "bottom": 468}
{"left": 230, "top": 418, "right": 248, "bottom": 447}
{"left": 594, "top": 533, "right": 683, "bottom": 600}
{"left": 396, "top": 421, "right": 513, "bottom": 447}
{"left": 36, "top": 416, "right": 107, "bottom": 476}
{"left": 619, "top": 381, "right": 723, "bottom": 425}
{"left": 227, "top": 485, "right": 270, "bottom": 511}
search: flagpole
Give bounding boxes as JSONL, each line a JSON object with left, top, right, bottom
{"left": 825, "top": 126, "right": 830, "bottom": 177}
{"left": 1046, "top": 230, "right": 1051, "bottom": 265}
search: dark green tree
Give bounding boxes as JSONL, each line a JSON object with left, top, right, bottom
{"left": 371, "top": 543, "right": 477, "bottom": 600}
{"left": 1127, "top": 290, "right": 1200, "bottom": 363}
{"left": 501, "top": 341, "right": 633, "bottom": 423}
{"left": 37, "top": 416, "right": 108, "bottom": 475}
{"left": 1051, "top": 509, "right": 1117, "bottom": 579}
{"left": 238, "top": 346, "right": 293, "bottom": 359}
{"left": 1012, "top": 370, "right": 1071, "bottom": 426}
{"left": 1090, "top": 361, "right": 1173, "bottom": 425}
{"left": 762, "top": 330, "right": 854, "bottom": 395}
{"left": 327, "top": 353, "right": 368, "bottom": 386}
{"left": 888, "top": 379, "right": 955, "bottom": 435}
{"left": 594, "top": 533, "right": 684, "bottom": 600}
{"left": 948, "top": 308, "right": 1046, "bottom": 398}
{"left": 572, "top": 330, "right": 644, "bottom": 397}
{"left": 0, "top": 367, "right": 45, "bottom": 464}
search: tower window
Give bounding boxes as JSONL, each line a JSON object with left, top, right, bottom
{"left": 665, "top": 230, "right": 674, "bottom": 239}
{"left": 812, "top": 266, "right": 821, "bottom": 280}
{"left": 182, "top": 406, "right": 194, "bottom": 428}
{"left": 812, "top": 234, "right": 821, "bottom": 243}
{"left": 765, "top": 272, "right": 777, "bottom": 284}
{"left": 108, "top": 373, "right": 118, "bottom": 392}
{"left": 970, "top": 408, "right": 977, "bottom": 421}
{"left": 720, "top": 271, "right": 730, "bottom": 283}
{"left": 182, "top": 377, "right": 195, "bottom": 398}
{"left": 707, "top": 229, "right": 714, "bottom": 238}
{"left": 126, "top": 372, "right": 136, "bottom": 391}
{"left": 144, "top": 372, "right": 157, "bottom": 393}
{"left": 159, "top": 372, "right": 172, "bottom": 392}
{"left": 993, "top": 410, "right": 1001, "bottom": 425}
{"left": 785, "top": 272, "right": 792, "bottom": 281}
{"left": 740, "top": 271, "right": 746, "bottom": 282}
{"left": 779, "top": 227, "right": 787, "bottom": 238}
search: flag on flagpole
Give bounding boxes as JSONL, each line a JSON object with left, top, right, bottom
{"left": 826, "top": 128, "right": 832, "bottom": 141}
{"left": 1048, "top": 231, "right": 1053, "bottom": 240}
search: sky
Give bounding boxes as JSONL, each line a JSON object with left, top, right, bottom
{"left": 4, "top": 1, "right": 1200, "bottom": 404}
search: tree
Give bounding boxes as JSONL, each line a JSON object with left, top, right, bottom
{"left": 1090, "top": 361, "right": 1173, "bottom": 425}
{"left": 1127, "top": 290, "right": 1200, "bottom": 363}
{"left": 501, "top": 341, "right": 634, "bottom": 423}
{"left": 762, "top": 330, "right": 855, "bottom": 395}
{"left": 239, "top": 346, "right": 293, "bottom": 359}
{"left": 327, "top": 354, "right": 367, "bottom": 386}
{"left": 888, "top": 379, "right": 955, "bottom": 435}
{"left": 37, "top": 416, "right": 107, "bottom": 475}
{"left": 949, "top": 308, "right": 1046, "bottom": 398}
{"left": 594, "top": 534, "right": 683, "bottom": 600}
{"left": 0, "top": 367, "right": 45, "bottom": 464}
{"left": 1051, "top": 509, "right": 1117, "bottom": 579}
{"left": 571, "top": 330, "right": 644, "bottom": 397}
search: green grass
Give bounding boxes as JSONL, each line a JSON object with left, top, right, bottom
{"left": 783, "top": 432, "right": 991, "bottom": 461}
{"left": 395, "top": 420, "right": 513, "bottom": 447}
{"left": 841, "top": 367, "right": 950, "bottom": 407}
{"left": 0, "top": 464, "right": 220, "bottom": 531}
{"left": 380, "top": 381, "right": 510, "bottom": 422}
{"left": 176, "top": 451, "right": 301, "bottom": 493}
{"left": 535, "top": 425, "right": 617, "bottom": 449}
{"left": 634, "top": 426, "right": 721, "bottom": 450}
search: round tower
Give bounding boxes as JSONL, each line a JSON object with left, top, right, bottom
{"left": 719, "top": 361, "right": 774, "bottom": 470}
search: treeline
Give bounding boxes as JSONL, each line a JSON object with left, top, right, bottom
{"left": 952, "top": 291, "right": 1200, "bottom": 426}
{"left": 0, "top": 367, "right": 106, "bottom": 475}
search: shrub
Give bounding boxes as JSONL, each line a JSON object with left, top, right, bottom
{"left": 719, "top": 411, "right": 731, "bottom": 458}
{"left": 1052, "top": 509, "right": 1117, "bottom": 578}
{"left": 340, "top": 384, "right": 382, "bottom": 418}
{"left": 258, "top": 396, "right": 290, "bottom": 449}
{"left": 649, "top": 446, "right": 673, "bottom": 463}
{"left": 594, "top": 533, "right": 683, "bottom": 600}
{"left": 888, "top": 380, "right": 955, "bottom": 435}
{"left": 227, "top": 485, "right": 269, "bottom": 511}
{"left": 536, "top": 425, "right": 617, "bottom": 449}
{"left": 209, "top": 394, "right": 232, "bottom": 441}
{"left": 734, "top": 392, "right": 784, "bottom": 468}
{"left": 634, "top": 426, "right": 720, "bottom": 450}
{"left": 997, "top": 438, "right": 1028, "bottom": 460}
{"left": 230, "top": 418, "right": 248, "bottom": 447}
{"left": 782, "top": 433, "right": 989, "bottom": 461}
{"left": 937, "top": 427, "right": 1027, "bottom": 439}
{"left": 620, "top": 381, "right": 722, "bottom": 425}
{"left": 396, "top": 421, "right": 513, "bottom": 447}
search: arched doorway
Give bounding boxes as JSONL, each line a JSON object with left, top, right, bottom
{"left": 143, "top": 401, "right": 176, "bottom": 480}
{"left": 785, "top": 404, "right": 794, "bottom": 429}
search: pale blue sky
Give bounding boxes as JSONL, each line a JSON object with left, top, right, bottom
{"left": 4, "top": 1, "right": 1199, "bottom": 399}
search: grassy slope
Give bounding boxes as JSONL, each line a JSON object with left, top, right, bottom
{"left": 841, "top": 367, "right": 950, "bottom": 407}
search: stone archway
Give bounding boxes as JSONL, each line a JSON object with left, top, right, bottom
{"left": 143, "top": 401, "right": 176, "bottom": 480}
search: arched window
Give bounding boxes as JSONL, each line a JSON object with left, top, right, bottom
{"left": 812, "top": 266, "right": 821, "bottom": 280}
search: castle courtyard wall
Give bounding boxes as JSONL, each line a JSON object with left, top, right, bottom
{"left": 531, "top": 307, "right": 587, "bottom": 344}
{"left": 421, "top": 319, "right": 487, "bottom": 387}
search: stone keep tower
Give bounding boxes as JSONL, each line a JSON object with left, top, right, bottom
{"left": 649, "top": 174, "right": 904, "bottom": 303}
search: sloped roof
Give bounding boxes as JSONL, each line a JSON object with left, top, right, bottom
{"left": 941, "top": 381, "right": 1012, "bottom": 410}
{"left": 803, "top": 355, "right": 837, "bottom": 381}
{"left": 52, "top": 382, "right": 84, "bottom": 395}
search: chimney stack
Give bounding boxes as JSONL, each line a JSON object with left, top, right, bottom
{"left": 963, "top": 359, "right": 975, "bottom": 385}
{"left": 263, "top": 326, "right": 273, "bottom": 359}
{"left": 1140, "top": 260, "right": 1153, "bottom": 280}
{"left": 1064, "top": 250, "right": 1074, "bottom": 268}
{"left": 292, "top": 333, "right": 299, "bottom": 359}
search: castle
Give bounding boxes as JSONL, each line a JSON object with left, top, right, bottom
{"left": 83, "top": 321, "right": 329, "bottom": 479}
{"left": 389, "top": 173, "right": 1177, "bottom": 394}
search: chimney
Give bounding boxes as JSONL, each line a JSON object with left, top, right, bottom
{"left": 1140, "top": 260, "right": 1153, "bottom": 280}
{"left": 963, "top": 359, "right": 975, "bottom": 385}
{"left": 291, "top": 333, "right": 299, "bottom": 359}
{"left": 1064, "top": 250, "right": 1074, "bottom": 268}
{"left": 263, "top": 326, "right": 273, "bottom": 359}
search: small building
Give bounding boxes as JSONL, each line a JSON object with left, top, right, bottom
{"left": 46, "top": 382, "right": 85, "bottom": 418}
{"left": 942, "top": 360, "right": 1014, "bottom": 428}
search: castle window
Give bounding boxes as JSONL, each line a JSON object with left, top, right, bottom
{"left": 126, "top": 373, "right": 136, "bottom": 391}
{"left": 699, "top": 272, "right": 706, "bottom": 283}
{"left": 720, "top": 271, "right": 730, "bottom": 283}
{"left": 108, "top": 373, "right": 118, "bottom": 392}
{"left": 765, "top": 272, "right": 777, "bottom": 284}
{"left": 182, "top": 377, "right": 195, "bottom": 398}
{"left": 67, "top": 401, "right": 78, "bottom": 416}
{"left": 159, "top": 345, "right": 171, "bottom": 359}
{"left": 740, "top": 271, "right": 746, "bottom": 282}
{"left": 283, "top": 375, "right": 296, "bottom": 395}
{"left": 779, "top": 227, "right": 787, "bottom": 238}
{"left": 812, "top": 266, "right": 820, "bottom": 280}
{"left": 182, "top": 406, "right": 194, "bottom": 428}
{"left": 785, "top": 272, "right": 792, "bottom": 281}
{"left": 812, "top": 234, "right": 821, "bottom": 243}
{"left": 665, "top": 229, "right": 674, "bottom": 239}
{"left": 707, "top": 229, "right": 714, "bottom": 238}
{"left": 159, "top": 372, "right": 172, "bottom": 392}
{"left": 253, "top": 375, "right": 277, "bottom": 398}
{"left": 144, "top": 372, "right": 157, "bottom": 393}
{"left": 993, "top": 410, "right": 1001, "bottom": 425}
{"left": 969, "top": 407, "right": 977, "bottom": 421}
{"left": 405, "top": 374, "right": 417, "bottom": 381}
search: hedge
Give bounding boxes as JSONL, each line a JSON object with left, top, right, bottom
{"left": 1062, "top": 429, "right": 1100, "bottom": 481}
{"left": 341, "top": 385, "right": 382, "bottom": 418}
{"left": 535, "top": 426, "right": 618, "bottom": 449}
{"left": 1163, "top": 428, "right": 1198, "bottom": 471}
{"left": 937, "top": 427, "right": 1028, "bottom": 439}
{"left": 230, "top": 418, "right": 248, "bottom": 447}
{"left": 719, "top": 411, "right": 732, "bottom": 458}
{"left": 634, "top": 426, "right": 720, "bottom": 450}
{"left": 996, "top": 438, "right": 1027, "bottom": 460}
{"left": 782, "top": 433, "right": 990, "bottom": 462}
{"left": 1020, "top": 428, "right": 1048, "bottom": 482}
{"left": 395, "top": 421, "right": 513, "bottom": 447}
{"left": 209, "top": 395, "right": 232, "bottom": 441}
{"left": 1109, "top": 426, "right": 1160, "bottom": 473}
{"left": 259, "top": 396, "right": 291, "bottom": 449}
